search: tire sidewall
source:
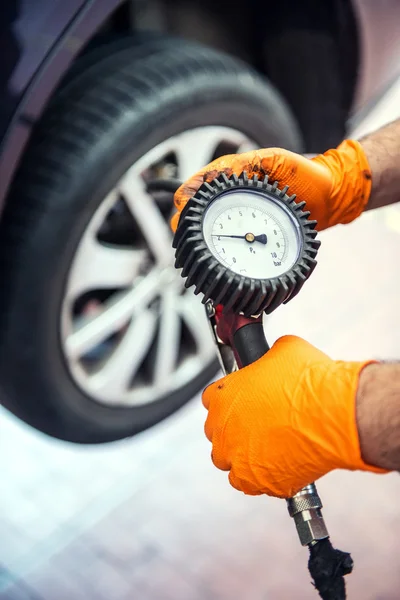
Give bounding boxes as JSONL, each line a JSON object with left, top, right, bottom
{"left": 0, "top": 43, "right": 302, "bottom": 443}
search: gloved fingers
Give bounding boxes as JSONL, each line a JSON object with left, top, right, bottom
{"left": 203, "top": 411, "right": 213, "bottom": 442}
{"left": 172, "top": 141, "right": 371, "bottom": 237}
{"left": 228, "top": 466, "right": 262, "bottom": 496}
{"left": 170, "top": 211, "right": 180, "bottom": 233}
{"left": 210, "top": 447, "right": 231, "bottom": 472}
{"left": 202, "top": 376, "right": 233, "bottom": 410}
{"left": 204, "top": 408, "right": 232, "bottom": 472}
{"left": 229, "top": 464, "right": 303, "bottom": 498}
{"left": 205, "top": 414, "right": 232, "bottom": 472}
{"left": 173, "top": 148, "right": 292, "bottom": 214}
{"left": 174, "top": 153, "right": 239, "bottom": 214}
{"left": 202, "top": 375, "right": 236, "bottom": 441}
{"left": 201, "top": 381, "right": 214, "bottom": 411}
{"left": 203, "top": 381, "right": 235, "bottom": 472}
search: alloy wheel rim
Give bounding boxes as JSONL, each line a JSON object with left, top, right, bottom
{"left": 60, "top": 126, "right": 257, "bottom": 406}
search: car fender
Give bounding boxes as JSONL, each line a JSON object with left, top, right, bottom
{"left": 0, "top": 0, "right": 124, "bottom": 210}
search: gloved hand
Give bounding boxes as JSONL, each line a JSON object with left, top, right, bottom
{"left": 171, "top": 140, "right": 372, "bottom": 232}
{"left": 203, "top": 335, "right": 386, "bottom": 499}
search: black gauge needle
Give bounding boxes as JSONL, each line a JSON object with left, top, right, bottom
{"left": 213, "top": 234, "right": 246, "bottom": 240}
{"left": 253, "top": 234, "right": 268, "bottom": 244}
{"left": 212, "top": 233, "right": 268, "bottom": 245}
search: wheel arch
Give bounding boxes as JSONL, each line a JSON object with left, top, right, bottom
{"left": 0, "top": 0, "right": 127, "bottom": 212}
{"left": 147, "top": 0, "right": 361, "bottom": 152}
{"left": 0, "top": 0, "right": 361, "bottom": 212}
{"left": 259, "top": 0, "right": 360, "bottom": 152}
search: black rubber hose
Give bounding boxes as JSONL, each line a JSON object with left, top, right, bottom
{"left": 232, "top": 321, "right": 352, "bottom": 600}
{"left": 233, "top": 322, "right": 269, "bottom": 367}
{"left": 309, "top": 539, "right": 353, "bottom": 600}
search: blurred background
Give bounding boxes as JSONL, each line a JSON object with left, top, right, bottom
{"left": 1, "top": 1, "right": 400, "bottom": 599}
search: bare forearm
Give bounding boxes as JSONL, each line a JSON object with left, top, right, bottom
{"left": 360, "top": 119, "right": 400, "bottom": 212}
{"left": 356, "top": 363, "right": 400, "bottom": 470}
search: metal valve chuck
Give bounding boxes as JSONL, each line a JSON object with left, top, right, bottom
{"left": 287, "top": 483, "right": 329, "bottom": 547}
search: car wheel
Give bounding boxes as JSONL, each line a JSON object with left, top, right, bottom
{"left": 0, "top": 36, "right": 302, "bottom": 443}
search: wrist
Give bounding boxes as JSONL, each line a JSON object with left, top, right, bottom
{"left": 356, "top": 362, "right": 396, "bottom": 471}
{"left": 312, "top": 359, "right": 384, "bottom": 473}
{"left": 359, "top": 118, "right": 400, "bottom": 212}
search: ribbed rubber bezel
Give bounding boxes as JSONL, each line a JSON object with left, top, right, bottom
{"left": 173, "top": 172, "right": 320, "bottom": 317}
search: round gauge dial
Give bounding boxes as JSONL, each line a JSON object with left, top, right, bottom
{"left": 202, "top": 190, "right": 301, "bottom": 280}
{"left": 173, "top": 173, "right": 320, "bottom": 317}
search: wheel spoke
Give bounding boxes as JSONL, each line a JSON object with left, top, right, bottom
{"left": 119, "top": 172, "right": 174, "bottom": 266}
{"left": 153, "top": 287, "right": 181, "bottom": 385}
{"left": 87, "top": 309, "right": 158, "bottom": 399}
{"left": 65, "top": 268, "right": 173, "bottom": 360}
{"left": 178, "top": 294, "right": 216, "bottom": 358}
{"left": 173, "top": 127, "right": 248, "bottom": 180}
{"left": 236, "top": 139, "right": 259, "bottom": 153}
{"left": 86, "top": 189, "right": 119, "bottom": 233}
{"left": 67, "top": 236, "right": 146, "bottom": 300}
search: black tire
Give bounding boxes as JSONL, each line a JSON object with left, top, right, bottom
{"left": 0, "top": 35, "right": 302, "bottom": 443}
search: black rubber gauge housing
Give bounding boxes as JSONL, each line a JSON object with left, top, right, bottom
{"left": 173, "top": 172, "right": 321, "bottom": 317}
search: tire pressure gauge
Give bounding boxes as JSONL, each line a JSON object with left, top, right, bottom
{"left": 173, "top": 172, "right": 320, "bottom": 317}
{"left": 170, "top": 171, "right": 353, "bottom": 599}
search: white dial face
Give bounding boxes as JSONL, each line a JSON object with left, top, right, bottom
{"left": 202, "top": 190, "right": 301, "bottom": 279}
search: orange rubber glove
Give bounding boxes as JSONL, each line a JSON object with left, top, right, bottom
{"left": 203, "top": 336, "right": 386, "bottom": 499}
{"left": 171, "top": 139, "right": 372, "bottom": 232}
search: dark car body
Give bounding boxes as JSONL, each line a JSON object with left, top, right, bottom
{"left": 1, "top": 0, "right": 121, "bottom": 207}
{"left": 2, "top": 0, "right": 400, "bottom": 215}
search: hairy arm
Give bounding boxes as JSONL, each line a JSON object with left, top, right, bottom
{"left": 360, "top": 119, "right": 400, "bottom": 212}
{"left": 357, "top": 363, "right": 400, "bottom": 470}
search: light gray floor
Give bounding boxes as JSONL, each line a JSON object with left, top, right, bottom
{"left": 1, "top": 202, "right": 400, "bottom": 600}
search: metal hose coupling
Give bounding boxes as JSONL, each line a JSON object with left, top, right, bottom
{"left": 286, "top": 483, "right": 329, "bottom": 547}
